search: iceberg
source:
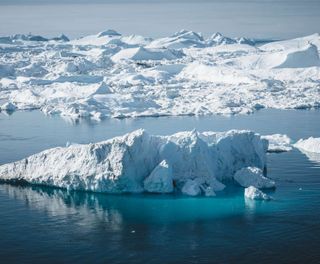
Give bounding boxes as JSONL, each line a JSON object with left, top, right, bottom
{"left": 244, "top": 186, "right": 272, "bottom": 200}
{"left": 146, "top": 30, "right": 205, "bottom": 49}
{"left": 259, "top": 44, "right": 320, "bottom": 69}
{"left": 97, "top": 29, "right": 121, "bottom": 38}
{"left": 0, "top": 129, "right": 269, "bottom": 196}
{"left": 0, "top": 102, "right": 17, "bottom": 112}
{"left": 260, "top": 33, "right": 320, "bottom": 52}
{"left": 261, "top": 134, "right": 292, "bottom": 153}
{"left": 121, "top": 34, "right": 153, "bottom": 46}
{"left": 234, "top": 167, "right": 275, "bottom": 189}
{"left": 294, "top": 137, "right": 320, "bottom": 154}
{"left": 0, "top": 30, "right": 319, "bottom": 120}
{"left": 111, "top": 47, "right": 183, "bottom": 62}
{"left": 207, "top": 32, "right": 237, "bottom": 46}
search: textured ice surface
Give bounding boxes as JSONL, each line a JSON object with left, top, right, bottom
{"left": 262, "top": 134, "right": 292, "bottom": 153}
{"left": 0, "top": 129, "right": 269, "bottom": 196}
{"left": 143, "top": 160, "right": 174, "bottom": 193}
{"left": 244, "top": 186, "right": 272, "bottom": 200}
{"left": 0, "top": 31, "right": 319, "bottom": 120}
{"left": 234, "top": 167, "right": 275, "bottom": 189}
{"left": 294, "top": 137, "right": 320, "bottom": 154}
{"left": 294, "top": 137, "right": 320, "bottom": 163}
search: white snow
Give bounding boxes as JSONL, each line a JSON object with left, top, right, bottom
{"left": 262, "top": 134, "right": 292, "bottom": 152}
{"left": 0, "top": 129, "right": 269, "bottom": 196}
{"left": 146, "top": 29, "right": 205, "bottom": 49}
{"left": 0, "top": 30, "right": 319, "bottom": 120}
{"left": 294, "top": 137, "right": 320, "bottom": 154}
{"left": 111, "top": 47, "right": 182, "bottom": 62}
{"left": 244, "top": 186, "right": 272, "bottom": 200}
{"left": 234, "top": 167, "right": 275, "bottom": 189}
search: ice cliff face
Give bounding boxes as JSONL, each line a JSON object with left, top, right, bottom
{"left": 0, "top": 30, "right": 319, "bottom": 121}
{"left": 0, "top": 129, "right": 269, "bottom": 196}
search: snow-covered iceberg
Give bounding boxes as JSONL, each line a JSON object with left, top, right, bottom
{"left": 0, "top": 129, "right": 270, "bottom": 196}
{"left": 294, "top": 137, "right": 320, "bottom": 154}
{"left": 0, "top": 30, "right": 319, "bottom": 120}
{"left": 111, "top": 47, "right": 183, "bottom": 62}
{"left": 146, "top": 30, "right": 205, "bottom": 49}
{"left": 294, "top": 137, "right": 320, "bottom": 164}
{"left": 234, "top": 167, "right": 275, "bottom": 189}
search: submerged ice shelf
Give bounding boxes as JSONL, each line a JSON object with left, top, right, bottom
{"left": 0, "top": 30, "right": 320, "bottom": 120}
{"left": 0, "top": 129, "right": 274, "bottom": 196}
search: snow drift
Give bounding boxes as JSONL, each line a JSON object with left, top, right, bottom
{"left": 260, "top": 44, "right": 320, "bottom": 69}
{"left": 0, "top": 129, "right": 271, "bottom": 196}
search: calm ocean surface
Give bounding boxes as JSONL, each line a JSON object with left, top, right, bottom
{"left": 0, "top": 109, "right": 319, "bottom": 263}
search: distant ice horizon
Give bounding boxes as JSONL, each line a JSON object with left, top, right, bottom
{"left": 0, "top": 0, "right": 319, "bottom": 39}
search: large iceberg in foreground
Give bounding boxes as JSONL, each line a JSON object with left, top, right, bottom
{"left": 0, "top": 129, "right": 270, "bottom": 196}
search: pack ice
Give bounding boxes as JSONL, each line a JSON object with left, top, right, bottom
{"left": 0, "top": 30, "right": 319, "bottom": 120}
{"left": 0, "top": 129, "right": 273, "bottom": 196}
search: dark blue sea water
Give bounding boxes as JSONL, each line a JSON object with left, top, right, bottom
{"left": 0, "top": 109, "right": 319, "bottom": 263}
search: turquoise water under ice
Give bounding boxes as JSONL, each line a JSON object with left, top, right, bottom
{"left": 0, "top": 109, "right": 319, "bottom": 263}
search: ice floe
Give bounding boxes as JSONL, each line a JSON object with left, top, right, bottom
{"left": 294, "top": 137, "right": 320, "bottom": 154}
{"left": 0, "top": 30, "right": 320, "bottom": 120}
{"left": 0, "top": 129, "right": 269, "bottom": 196}
{"left": 261, "top": 134, "right": 292, "bottom": 153}
{"left": 294, "top": 137, "right": 320, "bottom": 163}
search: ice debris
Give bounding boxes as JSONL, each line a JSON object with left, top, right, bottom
{"left": 244, "top": 186, "right": 272, "bottom": 200}
{"left": 294, "top": 137, "right": 320, "bottom": 163}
